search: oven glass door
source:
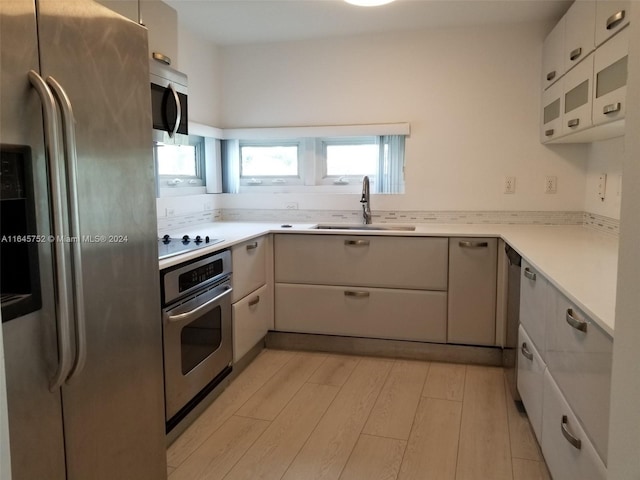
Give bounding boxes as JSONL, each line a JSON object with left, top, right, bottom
{"left": 181, "top": 305, "right": 222, "bottom": 375}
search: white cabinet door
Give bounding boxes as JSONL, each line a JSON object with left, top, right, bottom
{"left": 595, "top": 0, "right": 630, "bottom": 46}
{"left": 541, "top": 370, "right": 607, "bottom": 480}
{"left": 140, "top": 0, "right": 178, "bottom": 64}
{"left": 562, "top": 53, "right": 595, "bottom": 136}
{"left": 542, "top": 19, "right": 565, "bottom": 89}
{"left": 275, "top": 283, "right": 447, "bottom": 343}
{"left": 275, "top": 234, "right": 448, "bottom": 290}
{"left": 545, "top": 293, "right": 613, "bottom": 464}
{"left": 564, "top": 1, "right": 596, "bottom": 73}
{"left": 516, "top": 325, "right": 546, "bottom": 443}
{"left": 519, "top": 260, "right": 549, "bottom": 358}
{"left": 447, "top": 238, "right": 497, "bottom": 346}
{"left": 540, "top": 79, "right": 564, "bottom": 143}
{"left": 593, "top": 26, "right": 629, "bottom": 127}
{"left": 232, "top": 236, "right": 268, "bottom": 303}
{"left": 232, "top": 284, "right": 271, "bottom": 362}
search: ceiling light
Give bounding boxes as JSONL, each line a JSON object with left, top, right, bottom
{"left": 345, "top": 0, "right": 396, "bottom": 6}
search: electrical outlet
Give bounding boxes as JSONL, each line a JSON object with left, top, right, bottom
{"left": 285, "top": 202, "right": 298, "bottom": 210}
{"left": 545, "top": 176, "right": 557, "bottom": 194}
{"left": 598, "top": 173, "right": 607, "bottom": 201}
{"left": 504, "top": 176, "right": 516, "bottom": 194}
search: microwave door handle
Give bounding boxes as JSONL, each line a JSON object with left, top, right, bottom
{"left": 47, "top": 76, "right": 87, "bottom": 383}
{"left": 168, "top": 83, "right": 181, "bottom": 138}
{"left": 28, "top": 71, "right": 74, "bottom": 392}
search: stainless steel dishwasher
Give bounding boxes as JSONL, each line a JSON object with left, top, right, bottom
{"left": 503, "top": 244, "right": 522, "bottom": 402}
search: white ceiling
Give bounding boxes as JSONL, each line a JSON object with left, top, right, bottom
{"left": 165, "top": 0, "right": 572, "bottom": 46}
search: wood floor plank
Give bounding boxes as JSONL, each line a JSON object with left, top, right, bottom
{"left": 235, "top": 351, "right": 327, "bottom": 421}
{"left": 168, "top": 416, "right": 269, "bottom": 480}
{"left": 456, "top": 366, "right": 513, "bottom": 480}
{"left": 167, "top": 349, "right": 294, "bottom": 467}
{"left": 512, "top": 458, "right": 552, "bottom": 480}
{"left": 339, "top": 434, "right": 406, "bottom": 480}
{"left": 281, "top": 358, "right": 393, "bottom": 480}
{"left": 224, "top": 383, "right": 339, "bottom": 480}
{"left": 362, "top": 360, "right": 429, "bottom": 440}
{"left": 307, "top": 354, "right": 360, "bottom": 386}
{"left": 397, "top": 397, "right": 462, "bottom": 480}
{"left": 422, "top": 362, "right": 466, "bottom": 402}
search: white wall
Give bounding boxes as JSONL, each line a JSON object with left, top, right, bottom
{"left": 218, "top": 23, "right": 589, "bottom": 213}
{"left": 585, "top": 137, "right": 624, "bottom": 219}
{"left": 177, "top": 24, "right": 222, "bottom": 127}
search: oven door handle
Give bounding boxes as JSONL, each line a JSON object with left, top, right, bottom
{"left": 166, "top": 285, "right": 232, "bottom": 323}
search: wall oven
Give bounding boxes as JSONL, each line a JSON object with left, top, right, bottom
{"left": 150, "top": 60, "right": 188, "bottom": 145}
{"left": 160, "top": 250, "right": 233, "bottom": 432}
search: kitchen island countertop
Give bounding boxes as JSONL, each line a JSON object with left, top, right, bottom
{"left": 159, "top": 222, "right": 618, "bottom": 337}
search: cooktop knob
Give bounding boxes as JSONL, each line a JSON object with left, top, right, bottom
{"left": 162, "top": 234, "right": 171, "bottom": 243}
{"left": 182, "top": 235, "right": 190, "bottom": 243}
{"left": 195, "top": 235, "right": 203, "bottom": 243}
{"left": 205, "top": 236, "right": 210, "bottom": 243}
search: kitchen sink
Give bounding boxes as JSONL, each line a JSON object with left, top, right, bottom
{"left": 312, "top": 224, "right": 416, "bottom": 231}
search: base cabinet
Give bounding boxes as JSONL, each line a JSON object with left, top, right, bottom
{"left": 232, "top": 284, "right": 271, "bottom": 362}
{"left": 517, "top": 325, "right": 546, "bottom": 442}
{"left": 541, "top": 370, "right": 607, "bottom": 480}
{"left": 275, "top": 283, "right": 447, "bottom": 343}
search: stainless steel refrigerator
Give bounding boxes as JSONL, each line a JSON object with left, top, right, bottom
{"left": 0, "top": 0, "right": 166, "bottom": 478}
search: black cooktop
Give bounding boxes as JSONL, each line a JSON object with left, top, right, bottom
{"left": 158, "top": 234, "right": 224, "bottom": 260}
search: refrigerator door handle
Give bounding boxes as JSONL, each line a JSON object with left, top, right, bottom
{"left": 28, "top": 70, "right": 74, "bottom": 392}
{"left": 47, "top": 76, "right": 87, "bottom": 382}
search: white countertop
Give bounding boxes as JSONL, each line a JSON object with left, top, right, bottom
{"left": 159, "top": 222, "right": 618, "bottom": 337}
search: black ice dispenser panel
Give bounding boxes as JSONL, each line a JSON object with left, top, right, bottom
{"left": 1, "top": 145, "right": 41, "bottom": 322}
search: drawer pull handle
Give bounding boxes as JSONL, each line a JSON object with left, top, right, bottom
{"left": 246, "top": 242, "right": 259, "bottom": 250}
{"left": 545, "top": 129, "right": 554, "bottom": 137}
{"left": 569, "top": 47, "right": 582, "bottom": 61}
{"left": 248, "top": 296, "right": 260, "bottom": 307}
{"left": 603, "top": 102, "right": 621, "bottom": 115}
{"left": 521, "top": 342, "right": 534, "bottom": 361}
{"left": 566, "top": 308, "right": 588, "bottom": 332}
{"left": 546, "top": 70, "right": 556, "bottom": 82}
{"left": 567, "top": 118, "right": 580, "bottom": 128}
{"left": 561, "top": 415, "right": 582, "bottom": 450}
{"left": 459, "top": 241, "right": 488, "bottom": 248}
{"left": 606, "top": 10, "right": 625, "bottom": 30}
{"left": 345, "top": 240, "right": 370, "bottom": 247}
{"left": 344, "top": 291, "right": 370, "bottom": 298}
{"left": 524, "top": 268, "right": 537, "bottom": 281}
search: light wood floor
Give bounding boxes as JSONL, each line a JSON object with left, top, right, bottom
{"left": 167, "top": 349, "right": 551, "bottom": 480}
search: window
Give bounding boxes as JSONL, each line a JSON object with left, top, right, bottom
{"left": 155, "top": 134, "right": 206, "bottom": 188}
{"left": 239, "top": 141, "right": 302, "bottom": 185}
{"left": 221, "top": 123, "right": 408, "bottom": 194}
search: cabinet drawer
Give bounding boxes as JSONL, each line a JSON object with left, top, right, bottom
{"left": 232, "top": 236, "right": 268, "bottom": 303}
{"left": 595, "top": 0, "right": 629, "bottom": 46}
{"left": 274, "top": 234, "right": 448, "bottom": 290}
{"left": 232, "top": 284, "right": 271, "bottom": 362}
{"left": 274, "top": 283, "right": 447, "bottom": 343}
{"left": 516, "top": 325, "right": 546, "bottom": 443}
{"left": 447, "top": 237, "right": 497, "bottom": 346}
{"left": 519, "top": 260, "right": 549, "bottom": 357}
{"left": 593, "top": 26, "right": 628, "bottom": 127}
{"left": 562, "top": 53, "right": 595, "bottom": 136}
{"left": 564, "top": 0, "right": 596, "bottom": 73}
{"left": 541, "top": 370, "right": 607, "bottom": 480}
{"left": 545, "top": 294, "right": 612, "bottom": 464}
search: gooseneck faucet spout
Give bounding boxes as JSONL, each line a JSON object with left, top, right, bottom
{"left": 360, "top": 175, "right": 372, "bottom": 224}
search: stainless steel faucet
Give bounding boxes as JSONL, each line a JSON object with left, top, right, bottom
{"left": 360, "top": 176, "right": 372, "bottom": 224}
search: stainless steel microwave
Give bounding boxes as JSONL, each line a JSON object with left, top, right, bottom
{"left": 150, "top": 61, "right": 188, "bottom": 144}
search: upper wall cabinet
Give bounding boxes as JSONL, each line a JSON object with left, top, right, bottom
{"left": 595, "top": 1, "right": 630, "bottom": 46}
{"left": 540, "top": 0, "right": 629, "bottom": 143}
{"left": 563, "top": 1, "right": 596, "bottom": 73}
{"left": 95, "top": 0, "right": 178, "bottom": 66}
